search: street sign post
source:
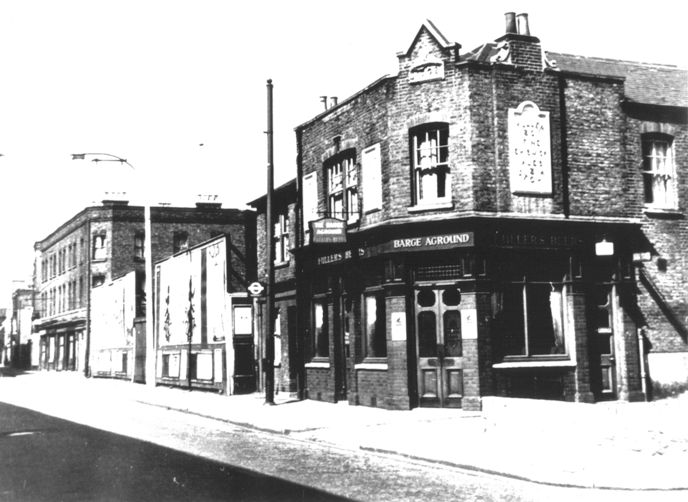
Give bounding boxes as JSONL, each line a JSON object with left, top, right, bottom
{"left": 248, "top": 281, "right": 265, "bottom": 297}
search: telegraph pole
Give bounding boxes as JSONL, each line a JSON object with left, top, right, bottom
{"left": 265, "top": 79, "right": 275, "bottom": 405}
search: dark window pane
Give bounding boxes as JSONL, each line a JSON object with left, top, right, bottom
{"left": 527, "top": 284, "right": 559, "bottom": 355}
{"left": 501, "top": 286, "right": 525, "bottom": 356}
{"left": 443, "top": 311, "right": 462, "bottom": 357}
{"left": 442, "top": 288, "right": 461, "bottom": 306}
{"left": 314, "top": 302, "right": 329, "bottom": 358}
{"left": 366, "top": 293, "right": 387, "bottom": 358}
{"left": 417, "top": 289, "right": 436, "bottom": 307}
{"left": 597, "top": 333, "right": 612, "bottom": 355}
{"left": 418, "top": 311, "right": 437, "bottom": 357}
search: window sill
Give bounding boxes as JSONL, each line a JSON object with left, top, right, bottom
{"left": 493, "top": 358, "right": 575, "bottom": 369}
{"left": 305, "top": 360, "right": 330, "bottom": 369}
{"left": 92, "top": 258, "right": 107, "bottom": 263}
{"left": 355, "top": 361, "right": 388, "bottom": 371}
{"left": 274, "top": 260, "right": 290, "bottom": 269}
{"left": 408, "top": 201, "right": 453, "bottom": 213}
{"left": 643, "top": 206, "right": 683, "bottom": 219}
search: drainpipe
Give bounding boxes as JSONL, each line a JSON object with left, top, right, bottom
{"left": 638, "top": 326, "right": 648, "bottom": 400}
{"left": 558, "top": 74, "right": 571, "bottom": 218}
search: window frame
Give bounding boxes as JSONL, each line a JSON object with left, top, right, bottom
{"left": 326, "top": 151, "right": 359, "bottom": 224}
{"left": 173, "top": 231, "right": 189, "bottom": 254}
{"left": 497, "top": 278, "right": 569, "bottom": 362}
{"left": 311, "top": 297, "right": 330, "bottom": 360}
{"left": 363, "top": 288, "right": 387, "bottom": 360}
{"left": 92, "top": 233, "right": 107, "bottom": 261}
{"left": 642, "top": 133, "right": 678, "bottom": 210}
{"left": 134, "top": 232, "right": 145, "bottom": 261}
{"left": 410, "top": 123, "right": 451, "bottom": 207}
{"left": 273, "top": 211, "right": 290, "bottom": 265}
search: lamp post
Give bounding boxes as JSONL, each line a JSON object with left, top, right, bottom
{"left": 264, "top": 79, "right": 275, "bottom": 405}
{"left": 71, "top": 153, "right": 155, "bottom": 386}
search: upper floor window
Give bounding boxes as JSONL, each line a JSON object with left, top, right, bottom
{"left": 273, "top": 212, "right": 290, "bottom": 265}
{"left": 92, "top": 233, "right": 107, "bottom": 261}
{"left": 326, "top": 152, "right": 359, "bottom": 223}
{"left": 642, "top": 134, "right": 677, "bottom": 209}
{"left": 411, "top": 124, "right": 450, "bottom": 205}
{"left": 134, "top": 232, "right": 145, "bottom": 261}
{"left": 173, "top": 231, "right": 189, "bottom": 253}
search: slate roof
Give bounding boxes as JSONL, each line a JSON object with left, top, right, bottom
{"left": 461, "top": 42, "right": 687, "bottom": 108}
{"left": 548, "top": 52, "right": 687, "bottom": 108}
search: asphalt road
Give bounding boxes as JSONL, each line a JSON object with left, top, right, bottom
{"left": 0, "top": 402, "right": 349, "bottom": 502}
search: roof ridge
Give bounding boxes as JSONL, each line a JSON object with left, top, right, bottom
{"left": 547, "top": 51, "right": 686, "bottom": 71}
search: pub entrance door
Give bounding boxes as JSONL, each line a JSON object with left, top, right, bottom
{"left": 414, "top": 284, "right": 464, "bottom": 408}
{"left": 590, "top": 284, "right": 617, "bottom": 400}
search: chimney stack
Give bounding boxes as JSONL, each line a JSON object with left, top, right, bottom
{"left": 516, "top": 13, "right": 530, "bottom": 36}
{"left": 504, "top": 12, "right": 517, "bottom": 34}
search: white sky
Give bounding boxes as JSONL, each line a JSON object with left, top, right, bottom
{"left": 0, "top": 0, "right": 685, "bottom": 306}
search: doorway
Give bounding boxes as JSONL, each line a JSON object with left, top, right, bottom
{"left": 414, "top": 284, "right": 464, "bottom": 407}
{"left": 590, "top": 284, "right": 617, "bottom": 400}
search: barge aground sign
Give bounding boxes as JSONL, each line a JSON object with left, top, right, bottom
{"left": 390, "top": 232, "right": 474, "bottom": 251}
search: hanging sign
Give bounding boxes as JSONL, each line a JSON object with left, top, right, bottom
{"left": 310, "top": 217, "right": 347, "bottom": 244}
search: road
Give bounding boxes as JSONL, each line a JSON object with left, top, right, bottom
{"left": 1, "top": 375, "right": 686, "bottom": 501}
{"left": 0, "top": 402, "right": 349, "bottom": 502}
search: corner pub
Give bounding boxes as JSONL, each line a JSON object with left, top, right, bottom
{"left": 292, "top": 13, "right": 686, "bottom": 410}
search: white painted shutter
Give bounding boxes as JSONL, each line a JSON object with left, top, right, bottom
{"left": 302, "top": 172, "right": 318, "bottom": 231}
{"left": 361, "top": 143, "right": 382, "bottom": 212}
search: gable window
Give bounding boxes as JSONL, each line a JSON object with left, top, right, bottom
{"left": 273, "top": 211, "right": 290, "bottom": 265}
{"left": 92, "top": 233, "right": 107, "bottom": 261}
{"left": 326, "top": 152, "right": 359, "bottom": 223}
{"left": 173, "top": 231, "right": 189, "bottom": 253}
{"left": 134, "top": 232, "right": 145, "bottom": 261}
{"left": 642, "top": 134, "right": 677, "bottom": 209}
{"left": 411, "top": 124, "right": 450, "bottom": 205}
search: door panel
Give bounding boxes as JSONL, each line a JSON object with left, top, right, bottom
{"left": 415, "top": 285, "right": 464, "bottom": 408}
{"left": 591, "top": 285, "right": 616, "bottom": 400}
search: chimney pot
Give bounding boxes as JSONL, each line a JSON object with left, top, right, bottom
{"left": 516, "top": 13, "right": 530, "bottom": 36}
{"left": 504, "top": 12, "right": 517, "bottom": 34}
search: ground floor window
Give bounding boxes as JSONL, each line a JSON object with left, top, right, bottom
{"left": 312, "top": 299, "right": 329, "bottom": 358}
{"left": 497, "top": 281, "right": 566, "bottom": 358}
{"left": 364, "top": 290, "right": 386, "bottom": 358}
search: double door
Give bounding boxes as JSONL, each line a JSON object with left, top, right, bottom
{"left": 415, "top": 284, "right": 464, "bottom": 407}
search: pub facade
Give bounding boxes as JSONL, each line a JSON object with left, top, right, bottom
{"left": 293, "top": 13, "right": 686, "bottom": 410}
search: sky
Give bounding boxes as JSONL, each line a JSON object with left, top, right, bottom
{"left": 0, "top": 0, "right": 685, "bottom": 306}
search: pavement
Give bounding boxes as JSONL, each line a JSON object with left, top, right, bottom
{"left": 2, "top": 369, "right": 687, "bottom": 492}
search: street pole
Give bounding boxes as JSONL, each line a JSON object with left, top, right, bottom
{"left": 265, "top": 79, "right": 275, "bottom": 405}
{"left": 143, "top": 203, "right": 155, "bottom": 387}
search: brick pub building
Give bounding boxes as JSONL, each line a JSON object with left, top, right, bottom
{"left": 33, "top": 199, "right": 255, "bottom": 379}
{"left": 292, "top": 13, "right": 687, "bottom": 409}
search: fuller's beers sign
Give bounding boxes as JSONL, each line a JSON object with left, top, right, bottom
{"left": 508, "top": 101, "right": 552, "bottom": 195}
{"left": 310, "top": 217, "right": 347, "bottom": 244}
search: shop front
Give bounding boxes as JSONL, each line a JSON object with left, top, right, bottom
{"left": 38, "top": 323, "right": 85, "bottom": 372}
{"left": 299, "top": 217, "right": 645, "bottom": 410}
